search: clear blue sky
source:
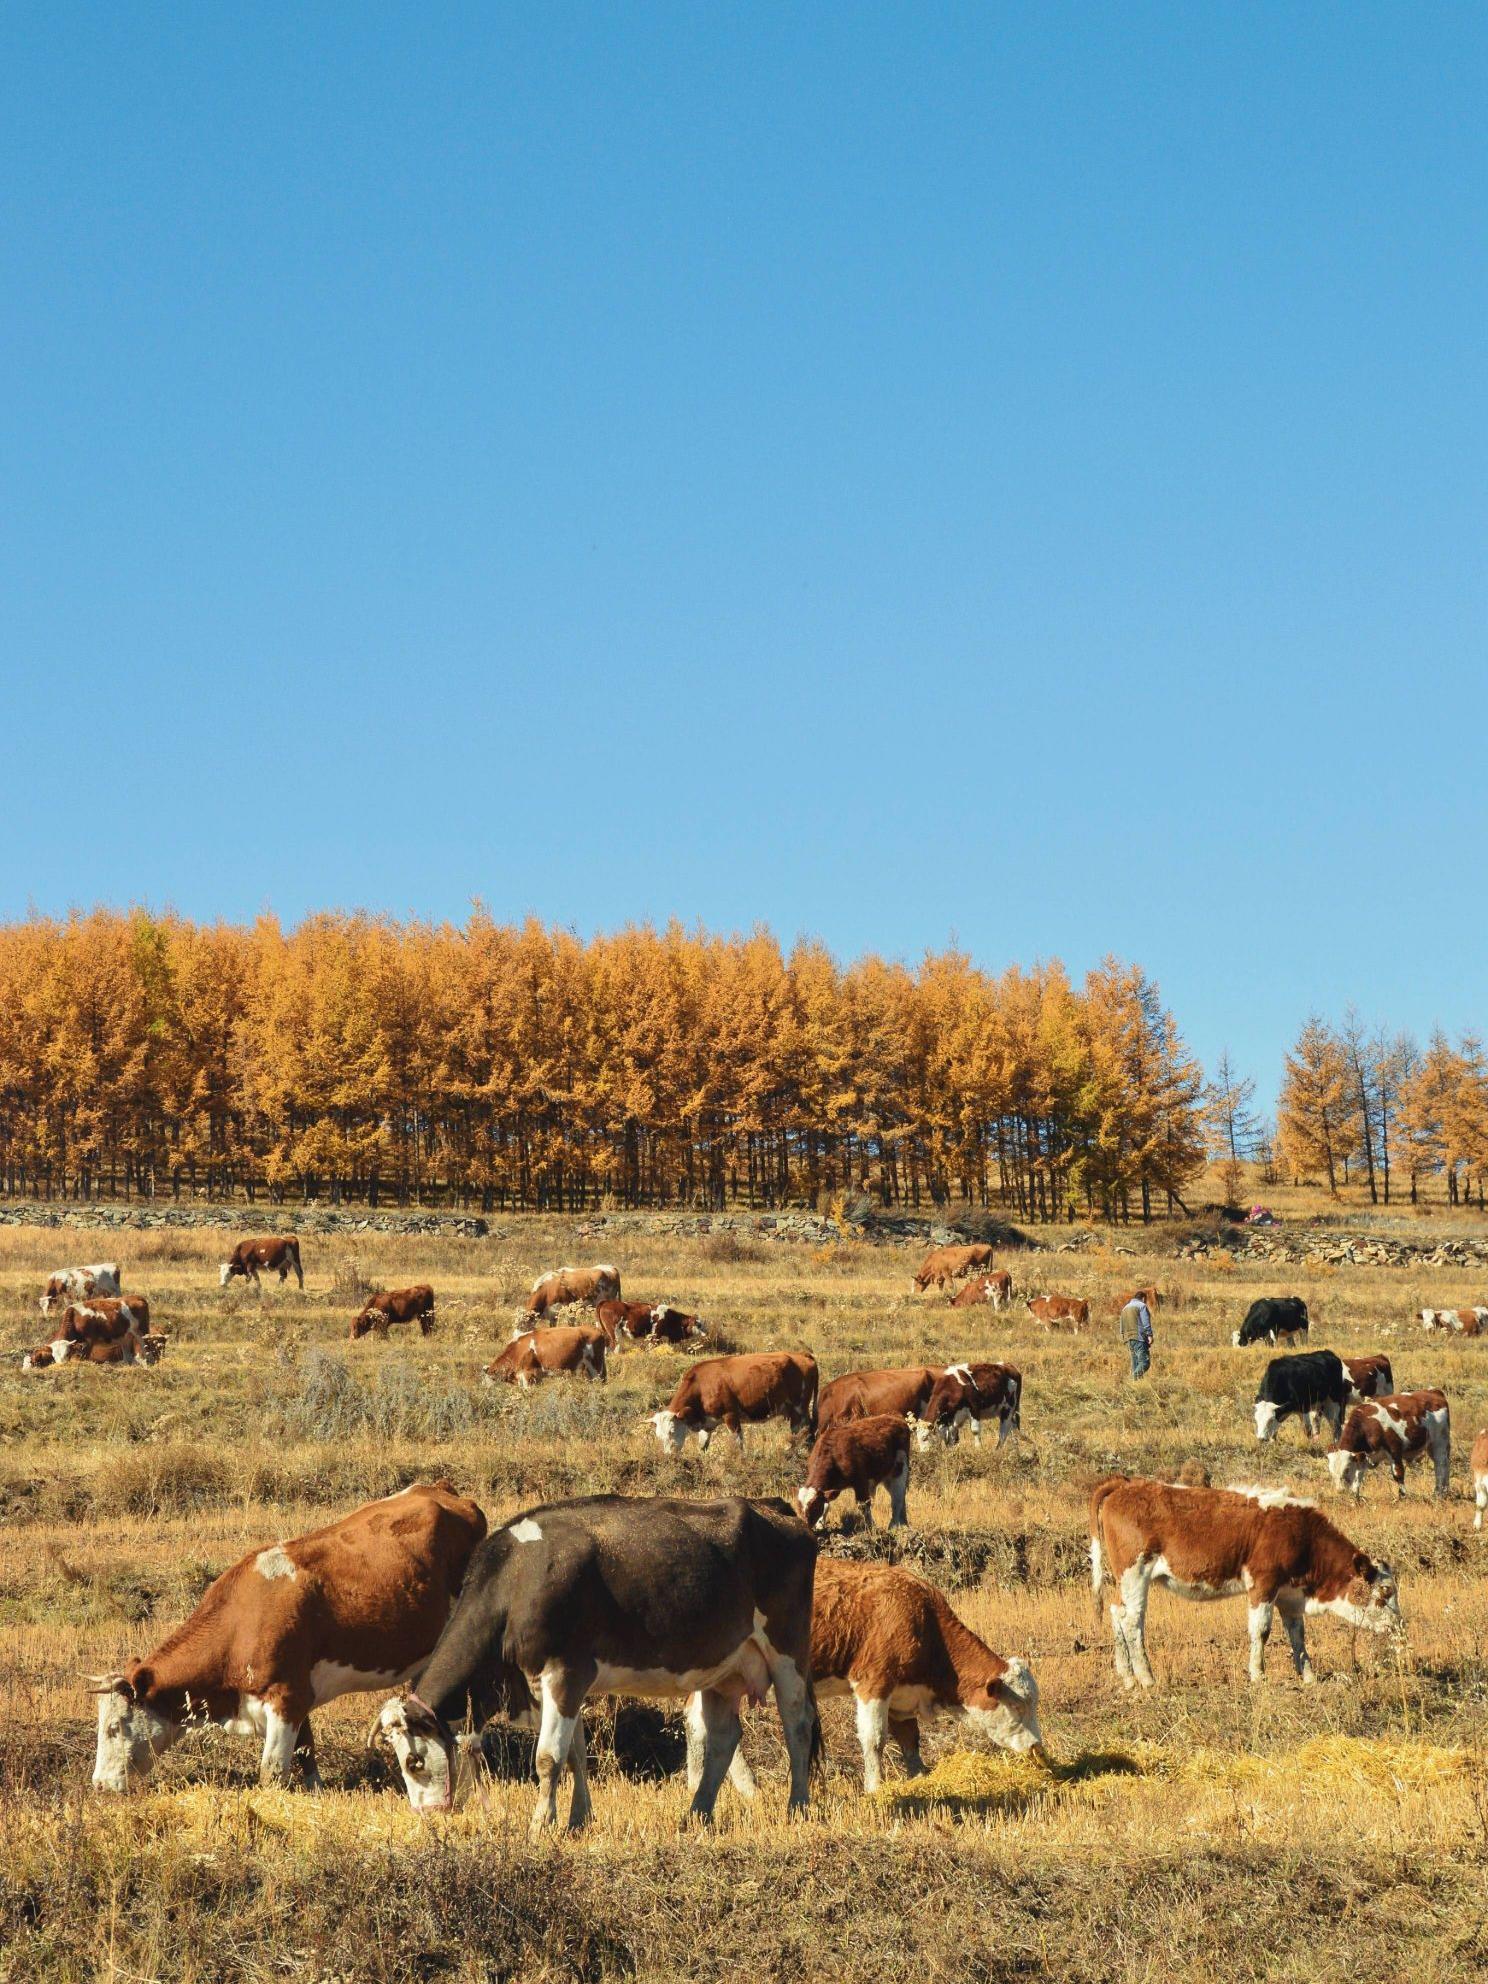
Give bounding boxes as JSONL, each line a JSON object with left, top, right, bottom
{"left": 5, "top": 4, "right": 1485, "bottom": 1109}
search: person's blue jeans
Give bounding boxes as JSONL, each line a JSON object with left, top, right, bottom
{"left": 1129, "top": 1337, "right": 1150, "bottom": 1379}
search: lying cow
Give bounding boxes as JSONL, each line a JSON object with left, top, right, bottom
{"left": 1327, "top": 1391, "right": 1451, "bottom": 1499}
{"left": 1344, "top": 1354, "right": 1393, "bottom": 1401}
{"left": 219, "top": 1237, "right": 304, "bottom": 1291}
{"left": 90, "top": 1483, "right": 486, "bottom": 1791}
{"left": 23, "top": 1300, "right": 149, "bottom": 1370}
{"left": 526, "top": 1265, "right": 620, "bottom": 1319}
{"left": 796, "top": 1415, "right": 911, "bottom": 1530}
{"left": 651, "top": 1351, "right": 818, "bottom": 1453}
{"left": 913, "top": 1243, "right": 995, "bottom": 1292}
{"left": 1090, "top": 1476, "right": 1403, "bottom": 1687}
{"left": 350, "top": 1284, "right": 436, "bottom": 1340}
{"left": 915, "top": 1362, "right": 1022, "bottom": 1450}
{"left": 1473, "top": 1428, "right": 1488, "bottom": 1530}
{"left": 40, "top": 1262, "right": 121, "bottom": 1314}
{"left": 1253, "top": 1351, "right": 1348, "bottom": 1442}
{"left": 484, "top": 1326, "right": 608, "bottom": 1388}
{"left": 949, "top": 1271, "right": 1013, "bottom": 1311}
{"left": 1420, "top": 1306, "right": 1487, "bottom": 1337}
{"left": 595, "top": 1298, "right": 706, "bottom": 1347}
{"left": 1026, "top": 1294, "right": 1089, "bottom": 1329}
{"left": 817, "top": 1365, "right": 941, "bottom": 1435}
{"left": 373, "top": 1494, "right": 819, "bottom": 1831}
{"left": 1233, "top": 1296, "right": 1309, "bottom": 1347}
{"left": 25, "top": 1334, "right": 142, "bottom": 1369}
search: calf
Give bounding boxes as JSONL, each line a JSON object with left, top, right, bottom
{"left": 595, "top": 1298, "right": 705, "bottom": 1347}
{"left": 1472, "top": 1428, "right": 1488, "bottom": 1530}
{"left": 915, "top": 1362, "right": 1022, "bottom": 1450}
{"left": 40, "top": 1262, "right": 121, "bottom": 1314}
{"left": 1026, "top": 1294, "right": 1089, "bottom": 1329}
{"left": 1420, "top": 1306, "right": 1487, "bottom": 1337}
{"left": 816, "top": 1365, "right": 941, "bottom": 1435}
{"left": 949, "top": 1271, "right": 1013, "bottom": 1311}
{"left": 484, "top": 1326, "right": 608, "bottom": 1388}
{"left": 1233, "top": 1297, "right": 1310, "bottom": 1347}
{"left": 1091, "top": 1476, "right": 1403, "bottom": 1687}
{"left": 219, "top": 1237, "right": 303, "bottom": 1291}
{"left": 25, "top": 1334, "right": 140, "bottom": 1370}
{"left": 1343, "top": 1354, "right": 1393, "bottom": 1401}
{"left": 373, "top": 1495, "right": 819, "bottom": 1831}
{"left": 90, "top": 1483, "right": 486, "bottom": 1791}
{"left": 350, "top": 1284, "right": 436, "bottom": 1340}
{"left": 913, "top": 1243, "right": 996, "bottom": 1292}
{"left": 22, "top": 1301, "right": 143, "bottom": 1370}
{"left": 1253, "top": 1351, "right": 1348, "bottom": 1442}
{"left": 651, "top": 1351, "right": 818, "bottom": 1453}
{"left": 795, "top": 1415, "right": 911, "bottom": 1530}
{"left": 1327, "top": 1391, "right": 1451, "bottom": 1499}
{"left": 526, "top": 1265, "right": 621, "bottom": 1319}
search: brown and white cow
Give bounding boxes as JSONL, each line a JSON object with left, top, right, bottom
{"left": 915, "top": 1362, "right": 1022, "bottom": 1451}
{"left": 816, "top": 1365, "right": 942, "bottom": 1435}
{"left": 350, "top": 1284, "right": 436, "bottom": 1340}
{"left": 912, "top": 1243, "right": 996, "bottom": 1292}
{"left": 784, "top": 1557, "right": 1041, "bottom": 1790}
{"left": 67, "top": 1294, "right": 151, "bottom": 1337}
{"left": 40, "top": 1262, "right": 121, "bottom": 1314}
{"left": 1327, "top": 1391, "right": 1451, "bottom": 1499}
{"left": 1419, "top": 1306, "right": 1487, "bottom": 1337}
{"left": 525, "top": 1265, "right": 621, "bottom": 1319}
{"left": 1116, "top": 1286, "right": 1162, "bottom": 1312}
{"left": 1027, "top": 1294, "right": 1090, "bottom": 1329}
{"left": 795, "top": 1415, "right": 911, "bottom": 1530}
{"left": 219, "top": 1237, "right": 303, "bottom": 1291}
{"left": 594, "top": 1298, "right": 706, "bottom": 1347}
{"left": 484, "top": 1326, "right": 608, "bottom": 1388}
{"left": 1090, "top": 1476, "right": 1403, "bottom": 1687}
{"left": 1472, "top": 1428, "right": 1488, "bottom": 1530}
{"left": 25, "top": 1334, "right": 142, "bottom": 1370}
{"left": 22, "top": 1299, "right": 149, "bottom": 1370}
{"left": 90, "top": 1483, "right": 486, "bottom": 1791}
{"left": 949, "top": 1271, "right": 1013, "bottom": 1311}
{"left": 1343, "top": 1354, "right": 1394, "bottom": 1401}
{"left": 651, "top": 1351, "right": 818, "bottom": 1453}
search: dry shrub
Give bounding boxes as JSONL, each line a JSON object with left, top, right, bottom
{"left": 112, "top": 1443, "right": 231, "bottom": 1516}
{"left": 698, "top": 1231, "right": 764, "bottom": 1266}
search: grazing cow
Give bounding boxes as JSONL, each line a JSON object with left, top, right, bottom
{"left": 816, "top": 1366, "right": 941, "bottom": 1435}
{"left": 1116, "top": 1286, "right": 1162, "bottom": 1311}
{"left": 915, "top": 1362, "right": 1022, "bottom": 1450}
{"left": 912, "top": 1243, "right": 996, "bottom": 1293}
{"left": 792, "top": 1558, "right": 1041, "bottom": 1790}
{"left": 651, "top": 1351, "right": 818, "bottom": 1453}
{"left": 1233, "top": 1297, "right": 1310, "bottom": 1348}
{"left": 1026, "top": 1294, "right": 1090, "bottom": 1329}
{"left": 1343, "top": 1354, "right": 1394, "bottom": 1401}
{"left": 40, "top": 1262, "right": 121, "bottom": 1315}
{"left": 484, "top": 1326, "right": 608, "bottom": 1388}
{"left": 526, "top": 1265, "right": 621, "bottom": 1319}
{"left": 90, "top": 1483, "right": 486, "bottom": 1791}
{"left": 1472, "top": 1428, "right": 1488, "bottom": 1530}
{"left": 595, "top": 1298, "right": 706, "bottom": 1347}
{"left": 1419, "top": 1306, "right": 1487, "bottom": 1337}
{"left": 1090, "top": 1477, "right": 1403, "bottom": 1687}
{"left": 1253, "top": 1351, "right": 1349, "bottom": 1442}
{"left": 350, "top": 1284, "right": 436, "bottom": 1341}
{"left": 949, "top": 1271, "right": 1013, "bottom": 1311}
{"left": 795, "top": 1415, "right": 911, "bottom": 1530}
{"left": 1327, "top": 1391, "right": 1451, "bottom": 1499}
{"left": 219, "top": 1237, "right": 304, "bottom": 1291}
{"left": 373, "top": 1495, "right": 819, "bottom": 1831}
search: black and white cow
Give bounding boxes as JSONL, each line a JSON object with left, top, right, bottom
{"left": 1233, "top": 1297, "right": 1310, "bottom": 1348}
{"left": 1253, "top": 1350, "right": 1348, "bottom": 1442}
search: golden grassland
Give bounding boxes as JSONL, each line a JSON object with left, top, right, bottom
{"left": 3, "top": 1202, "right": 1488, "bottom": 1982}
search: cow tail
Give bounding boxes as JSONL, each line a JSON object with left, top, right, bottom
{"left": 805, "top": 1363, "right": 820, "bottom": 1442}
{"left": 805, "top": 1672, "right": 825, "bottom": 1782}
{"left": 1089, "top": 1477, "right": 1121, "bottom": 1619}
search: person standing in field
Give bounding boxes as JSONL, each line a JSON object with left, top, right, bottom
{"left": 1119, "top": 1293, "right": 1153, "bottom": 1380}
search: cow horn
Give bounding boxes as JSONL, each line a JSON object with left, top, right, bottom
{"left": 365, "top": 1705, "right": 393, "bottom": 1752}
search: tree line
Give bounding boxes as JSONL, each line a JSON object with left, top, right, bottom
{"left": 0, "top": 910, "right": 1208, "bottom": 1218}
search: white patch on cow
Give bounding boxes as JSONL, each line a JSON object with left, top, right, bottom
{"left": 509, "top": 1518, "right": 544, "bottom": 1544}
{"left": 651, "top": 1408, "right": 686, "bottom": 1453}
{"left": 255, "top": 1546, "right": 297, "bottom": 1581}
{"left": 593, "top": 1264, "right": 617, "bottom": 1282}
{"left": 1231, "top": 1329, "right": 1242, "bottom": 1346}
{"left": 92, "top": 1682, "right": 178, "bottom": 1792}
{"left": 1228, "top": 1483, "right": 1316, "bottom": 1510}
{"left": 946, "top": 1363, "right": 973, "bottom": 1386}
{"left": 50, "top": 1339, "right": 71, "bottom": 1366}
{"left": 1148, "top": 1552, "right": 1243, "bottom": 1602}
{"left": 1254, "top": 1402, "right": 1280, "bottom": 1441}
{"left": 308, "top": 1659, "right": 409, "bottom": 1706}
{"left": 219, "top": 1262, "right": 234, "bottom": 1286}
{"left": 1373, "top": 1402, "right": 1410, "bottom": 1443}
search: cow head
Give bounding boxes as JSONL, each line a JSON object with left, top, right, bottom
{"left": 650, "top": 1409, "right": 687, "bottom": 1454}
{"left": 795, "top": 1485, "right": 828, "bottom": 1528}
{"left": 90, "top": 1670, "right": 179, "bottom": 1791}
{"left": 218, "top": 1260, "right": 239, "bottom": 1287}
{"left": 911, "top": 1412, "right": 944, "bottom": 1452}
{"left": 349, "top": 1308, "right": 381, "bottom": 1341}
{"left": 1326, "top": 1446, "right": 1366, "bottom": 1496}
{"left": 959, "top": 1656, "right": 1043, "bottom": 1755}
{"left": 1330, "top": 1554, "right": 1404, "bottom": 1639}
{"left": 1254, "top": 1401, "right": 1281, "bottom": 1441}
{"left": 40, "top": 1279, "right": 62, "bottom": 1315}
{"left": 374, "top": 1695, "right": 457, "bottom": 1813}
{"left": 138, "top": 1334, "right": 167, "bottom": 1366}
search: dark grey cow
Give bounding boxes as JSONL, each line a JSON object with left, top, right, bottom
{"left": 1253, "top": 1350, "right": 1348, "bottom": 1441}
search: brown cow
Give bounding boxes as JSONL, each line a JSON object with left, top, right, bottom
{"left": 913, "top": 1243, "right": 996, "bottom": 1293}
{"left": 1419, "top": 1306, "right": 1487, "bottom": 1336}
{"left": 816, "top": 1365, "right": 942, "bottom": 1434}
{"left": 350, "top": 1284, "right": 436, "bottom": 1340}
{"left": 795, "top": 1415, "right": 911, "bottom": 1530}
{"left": 1116, "top": 1286, "right": 1162, "bottom": 1312}
{"left": 484, "top": 1326, "right": 608, "bottom": 1388}
{"left": 90, "top": 1483, "right": 486, "bottom": 1791}
{"left": 949, "top": 1271, "right": 1013, "bottom": 1311}
{"left": 24, "top": 1334, "right": 140, "bottom": 1370}
{"left": 220, "top": 1237, "right": 303, "bottom": 1291}
{"left": 40, "top": 1262, "right": 121, "bottom": 1314}
{"left": 65, "top": 1294, "right": 151, "bottom": 1337}
{"left": 651, "top": 1351, "right": 818, "bottom": 1453}
{"left": 915, "top": 1362, "right": 1022, "bottom": 1450}
{"left": 1027, "top": 1294, "right": 1090, "bottom": 1329}
{"left": 526, "top": 1265, "right": 621, "bottom": 1319}
{"left": 22, "top": 1301, "right": 145, "bottom": 1369}
{"left": 1343, "top": 1354, "right": 1394, "bottom": 1402}
{"left": 1327, "top": 1391, "right": 1451, "bottom": 1498}
{"left": 1472, "top": 1428, "right": 1488, "bottom": 1530}
{"left": 1091, "top": 1477, "right": 1403, "bottom": 1687}
{"left": 595, "top": 1298, "right": 705, "bottom": 1347}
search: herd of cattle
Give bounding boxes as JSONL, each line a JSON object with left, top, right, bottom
{"left": 13, "top": 1234, "right": 1488, "bottom": 1828}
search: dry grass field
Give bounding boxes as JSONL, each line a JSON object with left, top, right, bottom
{"left": 3, "top": 1207, "right": 1488, "bottom": 1982}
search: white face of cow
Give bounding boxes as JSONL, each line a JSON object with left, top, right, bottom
{"left": 91, "top": 1680, "right": 177, "bottom": 1792}
{"left": 963, "top": 1657, "right": 1043, "bottom": 1754}
{"left": 1327, "top": 1448, "right": 1365, "bottom": 1495}
{"left": 911, "top": 1415, "right": 938, "bottom": 1453}
{"left": 1254, "top": 1402, "right": 1280, "bottom": 1441}
{"left": 795, "top": 1485, "right": 826, "bottom": 1527}
{"left": 219, "top": 1261, "right": 234, "bottom": 1287}
{"left": 376, "top": 1698, "right": 455, "bottom": 1812}
{"left": 651, "top": 1409, "right": 686, "bottom": 1454}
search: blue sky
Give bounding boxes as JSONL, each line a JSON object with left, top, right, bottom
{"left": 5, "top": 4, "right": 1485, "bottom": 1108}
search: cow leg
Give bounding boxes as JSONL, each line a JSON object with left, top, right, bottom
{"left": 887, "top": 1452, "right": 909, "bottom": 1529}
{"left": 727, "top": 1744, "right": 758, "bottom": 1800}
{"left": 1109, "top": 1599, "right": 1135, "bottom": 1687}
{"left": 1475, "top": 1478, "right": 1487, "bottom": 1530}
{"left": 1393, "top": 1457, "right": 1406, "bottom": 1497}
{"left": 686, "top": 1687, "right": 743, "bottom": 1823}
{"left": 856, "top": 1489, "right": 875, "bottom": 1530}
{"left": 1116, "top": 1565, "right": 1155, "bottom": 1689}
{"left": 765, "top": 1649, "right": 815, "bottom": 1816}
{"left": 257, "top": 1699, "right": 303, "bottom": 1786}
{"left": 725, "top": 1413, "right": 745, "bottom": 1450}
{"left": 1433, "top": 1435, "right": 1451, "bottom": 1498}
{"left": 532, "top": 1666, "right": 588, "bottom": 1837}
{"left": 1247, "top": 1599, "right": 1276, "bottom": 1683}
{"left": 293, "top": 1259, "right": 304, "bottom": 1289}
{"left": 565, "top": 1718, "right": 593, "bottom": 1832}
{"left": 294, "top": 1717, "right": 323, "bottom": 1791}
{"left": 1277, "top": 1598, "right": 1315, "bottom": 1684}
{"left": 855, "top": 1695, "right": 890, "bottom": 1792}
{"left": 889, "top": 1715, "right": 926, "bottom": 1778}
